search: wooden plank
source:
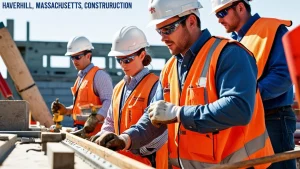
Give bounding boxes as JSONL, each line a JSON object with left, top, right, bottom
{"left": 0, "top": 131, "right": 41, "bottom": 138}
{"left": 206, "top": 150, "right": 300, "bottom": 169}
{"left": 0, "top": 22, "right": 53, "bottom": 127}
{"left": 65, "top": 133, "right": 154, "bottom": 169}
{"left": 47, "top": 143, "right": 74, "bottom": 169}
{"left": 0, "top": 134, "right": 17, "bottom": 164}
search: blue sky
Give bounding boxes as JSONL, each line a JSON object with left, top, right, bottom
{"left": 1, "top": 0, "right": 300, "bottom": 77}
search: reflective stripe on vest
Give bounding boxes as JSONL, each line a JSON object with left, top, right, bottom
{"left": 240, "top": 18, "right": 292, "bottom": 80}
{"left": 161, "top": 37, "right": 274, "bottom": 169}
{"left": 169, "top": 130, "right": 269, "bottom": 168}
{"left": 199, "top": 38, "right": 222, "bottom": 104}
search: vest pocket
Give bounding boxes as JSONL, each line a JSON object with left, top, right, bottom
{"left": 187, "top": 86, "right": 205, "bottom": 105}
{"left": 127, "top": 106, "right": 144, "bottom": 127}
{"left": 187, "top": 131, "right": 214, "bottom": 160}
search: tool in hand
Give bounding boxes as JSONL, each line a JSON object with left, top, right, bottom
{"left": 71, "top": 104, "right": 102, "bottom": 138}
{"left": 51, "top": 98, "right": 64, "bottom": 132}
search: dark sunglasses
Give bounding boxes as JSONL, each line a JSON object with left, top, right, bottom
{"left": 116, "top": 55, "right": 137, "bottom": 64}
{"left": 70, "top": 53, "right": 85, "bottom": 61}
{"left": 215, "top": 1, "right": 240, "bottom": 18}
{"left": 156, "top": 15, "right": 188, "bottom": 36}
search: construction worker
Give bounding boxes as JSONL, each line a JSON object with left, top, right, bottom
{"left": 91, "top": 26, "right": 168, "bottom": 168}
{"left": 51, "top": 36, "right": 113, "bottom": 136}
{"left": 94, "top": 0, "right": 274, "bottom": 168}
{"left": 211, "top": 1, "right": 296, "bottom": 168}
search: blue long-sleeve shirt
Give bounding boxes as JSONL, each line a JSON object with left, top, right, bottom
{"left": 231, "top": 13, "right": 293, "bottom": 110}
{"left": 124, "top": 29, "right": 258, "bottom": 149}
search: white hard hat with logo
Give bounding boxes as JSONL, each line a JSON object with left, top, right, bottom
{"left": 147, "top": 0, "right": 203, "bottom": 27}
{"left": 211, "top": 0, "right": 250, "bottom": 13}
{"left": 108, "top": 26, "right": 149, "bottom": 57}
{"left": 65, "top": 36, "right": 94, "bottom": 56}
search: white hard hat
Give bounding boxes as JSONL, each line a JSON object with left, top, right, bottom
{"left": 147, "top": 0, "right": 203, "bottom": 27}
{"left": 65, "top": 36, "right": 94, "bottom": 56}
{"left": 108, "top": 26, "right": 149, "bottom": 57}
{"left": 211, "top": 0, "right": 250, "bottom": 13}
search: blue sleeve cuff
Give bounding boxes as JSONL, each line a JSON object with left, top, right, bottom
{"left": 123, "top": 128, "right": 142, "bottom": 150}
{"left": 180, "top": 106, "right": 198, "bottom": 132}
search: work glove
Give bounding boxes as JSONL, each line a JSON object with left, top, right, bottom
{"left": 83, "top": 114, "right": 103, "bottom": 133}
{"left": 51, "top": 100, "right": 67, "bottom": 115}
{"left": 148, "top": 100, "right": 182, "bottom": 128}
{"left": 94, "top": 133, "right": 126, "bottom": 151}
{"left": 89, "top": 134, "right": 100, "bottom": 142}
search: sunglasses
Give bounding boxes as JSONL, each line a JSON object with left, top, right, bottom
{"left": 156, "top": 15, "right": 188, "bottom": 36}
{"left": 215, "top": 1, "right": 240, "bottom": 18}
{"left": 70, "top": 53, "right": 85, "bottom": 61}
{"left": 116, "top": 55, "right": 137, "bottom": 64}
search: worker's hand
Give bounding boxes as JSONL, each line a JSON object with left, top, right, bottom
{"left": 51, "top": 101, "right": 67, "bottom": 115}
{"left": 94, "top": 133, "right": 126, "bottom": 151}
{"left": 89, "top": 134, "right": 100, "bottom": 142}
{"left": 83, "top": 114, "right": 104, "bottom": 133}
{"left": 148, "top": 100, "right": 182, "bottom": 127}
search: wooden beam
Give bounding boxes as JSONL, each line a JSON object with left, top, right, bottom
{"left": 0, "top": 131, "right": 41, "bottom": 138}
{"left": 206, "top": 150, "right": 300, "bottom": 169}
{"left": 65, "top": 133, "right": 154, "bottom": 169}
{"left": 41, "top": 132, "right": 66, "bottom": 153}
{"left": 0, "top": 22, "right": 53, "bottom": 127}
{"left": 47, "top": 142, "right": 74, "bottom": 169}
{"left": 0, "top": 134, "right": 17, "bottom": 164}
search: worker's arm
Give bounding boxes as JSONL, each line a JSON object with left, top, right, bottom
{"left": 137, "top": 81, "right": 168, "bottom": 156}
{"left": 96, "top": 104, "right": 115, "bottom": 136}
{"left": 93, "top": 70, "right": 113, "bottom": 121}
{"left": 122, "top": 81, "right": 168, "bottom": 150}
{"left": 258, "top": 25, "right": 293, "bottom": 100}
{"left": 90, "top": 103, "right": 116, "bottom": 142}
{"left": 65, "top": 106, "right": 73, "bottom": 115}
{"left": 180, "top": 44, "right": 257, "bottom": 134}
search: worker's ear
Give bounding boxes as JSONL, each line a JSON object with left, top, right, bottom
{"left": 139, "top": 51, "right": 146, "bottom": 60}
{"left": 237, "top": 2, "right": 244, "bottom": 13}
{"left": 86, "top": 53, "right": 92, "bottom": 60}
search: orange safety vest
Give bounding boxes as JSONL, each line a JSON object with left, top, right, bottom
{"left": 71, "top": 66, "right": 103, "bottom": 136}
{"left": 161, "top": 37, "right": 274, "bottom": 168}
{"left": 113, "top": 73, "right": 168, "bottom": 168}
{"left": 240, "top": 18, "right": 292, "bottom": 80}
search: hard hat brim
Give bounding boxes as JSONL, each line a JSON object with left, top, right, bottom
{"left": 108, "top": 43, "right": 150, "bottom": 57}
{"left": 108, "top": 50, "right": 138, "bottom": 57}
{"left": 65, "top": 51, "right": 76, "bottom": 56}
{"left": 147, "top": 18, "right": 169, "bottom": 27}
{"left": 211, "top": 0, "right": 249, "bottom": 14}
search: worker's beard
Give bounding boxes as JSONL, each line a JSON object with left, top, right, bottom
{"left": 169, "top": 27, "right": 192, "bottom": 56}
{"left": 224, "top": 10, "right": 241, "bottom": 33}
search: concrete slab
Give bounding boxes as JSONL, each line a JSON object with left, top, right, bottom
{"left": 0, "top": 100, "right": 29, "bottom": 131}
